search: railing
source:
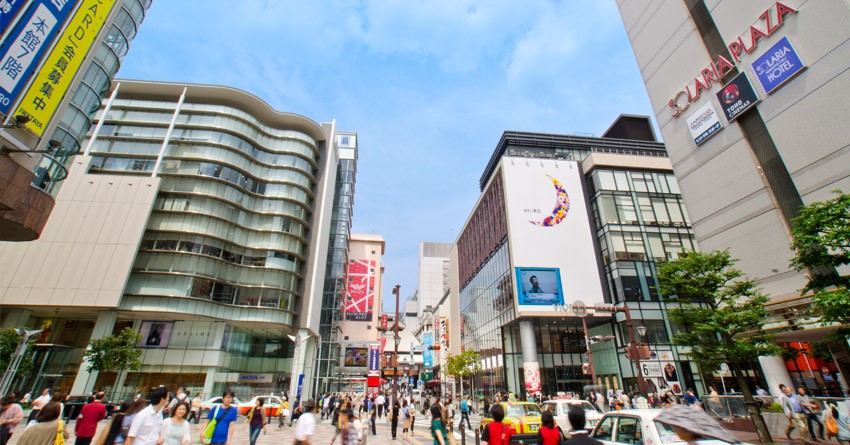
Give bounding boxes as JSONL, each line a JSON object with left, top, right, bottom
{"left": 30, "top": 153, "right": 68, "bottom": 195}
{"left": 701, "top": 395, "right": 850, "bottom": 419}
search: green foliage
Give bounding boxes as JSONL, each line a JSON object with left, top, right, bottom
{"left": 0, "top": 328, "right": 36, "bottom": 377}
{"left": 790, "top": 191, "right": 850, "bottom": 325}
{"left": 657, "top": 250, "right": 781, "bottom": 374}
{"left": 767, "top": 402, "right": 784, "bottom": 413}
{"left": 83, "top": 327, "right": 143, "bottom": 374}
{"left": 444, "top": 350, "right": 482, "bottom": 378}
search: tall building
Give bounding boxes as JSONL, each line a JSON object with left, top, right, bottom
{"left": 336, "top": 233, "right": 385, "bottom": 393}
{"left": 452, "top": 116, "right": 705, "bottom": 396}
{"left": 617, "top": 1, "right": 849, "bottom": 392}
{"left": 0, "top": 80, "right": 355, "bottom": 400}
{"left": 401, "top": 242, "right": 451, "bottom": 337}
{"left": 0, "top": 0, "right": 152, "bottom": 241}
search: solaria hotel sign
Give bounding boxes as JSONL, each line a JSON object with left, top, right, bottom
{"left": 669, "top": 2, "right": 797, "bottom": 118}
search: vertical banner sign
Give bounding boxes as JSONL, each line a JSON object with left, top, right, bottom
{"left": 422, "top": 333, "right": 433, "bottom": 368}
{"left": 524, "top": 362, "right": 541, "bottom": 393}
{"left": 295, "top": 374, "right": 304, "bottom": 401}
{"left": 0, "top": 0, "right": 76, "bottom": 115}
{"left": 15, "top": 0, "right": 117, "bottom": 135}
{"left": 0, "top": 0, "right": 29, "bottom": 40}
{"left": 410, "top": 342, "right": 414, "bottom": 364}
{"left": 345, "top": 259, "right": 376, "bottom": 321}
{"left": 368, "top": 344, "right": 380, "bottom": 376}
{"left": 380, "top": 314, "right": 388, "bottom": 331}
{"left": 438, "top": 317, "right": 449, "bottom": 366}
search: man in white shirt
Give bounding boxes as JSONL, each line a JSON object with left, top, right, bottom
{"left": 27, "top": 389, "right": 51, "bottom": 423}
{"left": 375, "top": 394, "right": 386, "bottom": 419}
{"left": 293, "top": 400, "right": 316, "bottom": 445}
{"left": 126, "top": 388, "right": 168, "bottom": 445}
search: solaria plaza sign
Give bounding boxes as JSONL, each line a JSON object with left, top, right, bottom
{"left": 668, "top": 2, "right": 797, "bottom": 118}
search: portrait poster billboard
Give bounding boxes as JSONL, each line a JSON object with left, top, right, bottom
{"left": 501, "top": 159, "right": 605, "bottom": 316}
{"left": 345, "top": 259, "right": 376, "bottom": 321}
{"left": 139, "top": 321, "right": 174, "bottom": 348}
{"left": 344, "top": 347, "right": 368, "bottom": 367}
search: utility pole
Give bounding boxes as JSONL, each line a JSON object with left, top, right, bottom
{"left": 392, "top": 285, "right": 401, "bottom": 408}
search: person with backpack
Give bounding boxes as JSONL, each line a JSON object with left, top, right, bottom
{"left": 200, "top": 391, "right": 237, "bottom": 445}
{"left": 458, "top": 397, "right": 471, "bottom": 430}
{"left": 481, "top": 404, "right": 514, "bottom": 445}
{"left": 401, "top": 399, "right": 411, "bottom": 441}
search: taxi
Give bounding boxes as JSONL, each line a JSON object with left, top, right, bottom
{"left": 479, "top": 401, "right": 544, "bottom": 434}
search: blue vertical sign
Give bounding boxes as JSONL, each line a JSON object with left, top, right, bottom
{"left": 295, "top": 374, "right": 304, "bottom": 402}
{"left": 368, "top": 343, "right": 380, "bottom": 375}
{"left": 0, "top": 0, "right": 77, "bottom": 115}
{"left": 0, "top": 0, "right": 29, "bottom": 38}
{"left": 423, "top": 333, "right": 433, "bottom": 368}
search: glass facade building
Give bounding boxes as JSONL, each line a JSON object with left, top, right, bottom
{"left": 457, "top": 116, "right": 704, "bottom": 398}
{"left": 0, "top": 80, "right": 352, "bottom": 400}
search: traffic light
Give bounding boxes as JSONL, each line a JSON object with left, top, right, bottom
{"left": 428, "top": 346, "right": 440, "bottom": 351}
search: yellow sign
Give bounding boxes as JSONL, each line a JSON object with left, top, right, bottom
{"left": 15, "top": 0, "right": 117, "bottom": 136}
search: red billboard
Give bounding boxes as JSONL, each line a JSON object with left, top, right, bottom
{"left": 345, "top": 259, "right": 376, "bottom": 321}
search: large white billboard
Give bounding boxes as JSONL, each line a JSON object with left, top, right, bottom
{"left": 501, "top": 158, "right": 605, "bottom": 316}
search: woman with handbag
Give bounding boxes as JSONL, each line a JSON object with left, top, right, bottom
{"left": 15, "top": 402, "right": 67, "bottom": 445}
{"left": 481, "top": 404, "right": 514, "bottom": 445}
{"left": 242, "top": 399, "right": 266, "bottom": 445}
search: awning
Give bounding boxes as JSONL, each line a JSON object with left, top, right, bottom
{"left": 425, "top": 379, "right": 441, "bottom": 386}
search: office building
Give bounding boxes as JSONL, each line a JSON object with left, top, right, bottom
{"left": 0, "top": 80, "right": 355, "bottom": 400}
{"left": 617, "top": 0, "right": 850, "bottom": 392}
{"left": 452, "top": 116, "right": 705, "bottom": 396}
{"left": 0, "top": 0, "right": 152, "bottom": 240}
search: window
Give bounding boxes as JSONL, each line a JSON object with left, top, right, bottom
{"left": 595, "top": 417, "right": 615, "bottom": 441}
{"left": 615, "top": 416, "right": 643, "bottom": 445}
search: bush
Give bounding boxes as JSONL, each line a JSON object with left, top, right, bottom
{"left": 766, "top": 402, "right": 784, "bottom": 413}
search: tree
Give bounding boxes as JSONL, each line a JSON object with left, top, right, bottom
{"left": 445, "top": 350, "right": 482, "bottom": 400}
{"left": 0, "top": 328, "right": 36, "bottom": 381}
{"left": 657, "top": 250, "right": 780, "bottom": 443}
{"left": 83, "top": 327, "right": 143, "bottom": 380}
{"left": 790, "top": 191, "right": 850, "bottom": 327}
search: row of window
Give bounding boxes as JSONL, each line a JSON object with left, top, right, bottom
{"left": 598, "top": 229, "right": 695, "bottom": 265}
{"left": 140, "top": 237, "right": 301, "bottom": 272}
{"left": 590, "top": 169, "right": 681, "bottom": 195}
{"left": 594, "top": 193, "right": 690, "bottom": 227}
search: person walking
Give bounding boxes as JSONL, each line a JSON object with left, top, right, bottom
{"left": 293, "top": 401, "right": 315, "bottom": 445}
{"left": 401, "top": 400, "right": 411, "bottom": 441}
{"left": 829, "top": 404, "right": 850, "bottom": 445}
{"left": 369, "top": 396, "right": 377, "bottom": 436}
{"left": 108, "top": 400, "right": 147, "bottom": 445}
{"left": 75, "top": 391, "right": 107, "bottom": 445}
{"left": 165, "top": 386, "right": 187, "bottom": 418}
{"left": 459, "top": 397, "right": 471, "bottom": 430}
{"left": 0, "top": 395, "right": 23, "bottom": 445}
{"left": 187, "top": 392, "right": 202, "bottom": 424}
{"left": 538, "top": 411, "right": 564, "bottom": 445}
{"left": 779, "top": 384, "right": 810, "bottom": 442}
{"left": 430, "top": 405, "right": 448, "bottom": 445}
{"left": 242, "top": 398, "right": 267, "bottom": 445}
{"left": 160, "top": 402, "right": 191, "bottom": 445}
{"left": 376, "top": 393, "right": 385, "bottom": 420}
{"left": 798, "top": 387, "right": 826, "bottom": 441}
{"left": 201, "top": 391, "right": 238, "bottom": 445}
{"left": 409, "top": 399, "right": 416, "bottom": 436}
{"left": 562, "top": 406, "right": 603, "bottom": 445}
{"left": 390, "top": 400, "right": 400, "bottom": 440}
{"left": 126, "top": 387, "right": 169, "bottom": 445}
{"left": 15, "top": 403, "right": 67, "bottom": 445}
{"left": 340, "top": 409, "right": 360, "bottom": 445}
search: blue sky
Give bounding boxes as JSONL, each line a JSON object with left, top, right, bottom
{"left": 116, "top": 1, "right": 656, "bottom": 313}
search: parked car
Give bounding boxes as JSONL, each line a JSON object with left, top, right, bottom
{"left": 236, "top": 396, "right": 283, "bottom": 418}
{"left": 201, "top": 396, "right": 243, "bottom": 416}
{"left": 590, "top": 409, "right": 747, "bottom": 445}
{"left": 480, "top": 402, "right": 544, "bottom": 434}
{"left": 542, "top": 399, "right": 602, "bottom": 435}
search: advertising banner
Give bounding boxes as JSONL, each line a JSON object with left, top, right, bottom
{"left": 646, "top": 362, "right": 683, "bottom": 396}
{"left": 438, "top": 317, "right": 449, "bottom": 364}
{"left": 138, "top": 321, "right": 174, "bottom": 348}
{"left": 344, "top": 347, "right": 368, "bottom": 366}
{"left": 524, "top": 361, "right": 541, "bottom": 393}
{"left": 368, "top": 344, "right": 380, "bottom": 375}
{"left": 686, "top": 101, "right": 722, "bottom": 146}
{"left": 0, "top": 0, "right": 29, "bottom": 42}
{"left": 15, "top": 0, "right": 116, "bottom": 134}
{"left": 0, "top": 0, "right": 76, "bottom": 116}
{"left": 716, "top": 72, "right": 759, "bottom": 122}
{"left": 168, "top": 321, "right": 217, "bottom": 349}
{"left": 752, "top": 36, "right": 806, "bottom": 95}
{"left": 345, "top": 259, "right": 376, "bottom": 321}
{"left": 501, "top": 159, "right": 605, "bottom": 316}
{"left": 422, "top": 332, "right": 433, "bottom": 368}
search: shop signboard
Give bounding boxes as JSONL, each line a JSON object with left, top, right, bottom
{"left": 686, "top": 101, "right": 722, "bottom": 146}
{"left": 368, "top": 344, "right": 380, "bottom": 376}
{"left": 422, "top": 333, "right": 433, "bottom": 368}
{"left": 752, "top": 36, "right": 806, "bottom": 94}
{"left": 716, "top": 72, "right": 759, "bottom": 122}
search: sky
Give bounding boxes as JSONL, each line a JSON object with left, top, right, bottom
{"left": 116, "top": 0, "right": 657, "bottom": 313}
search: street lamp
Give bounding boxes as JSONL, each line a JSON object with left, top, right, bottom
{"left": 392, "top": 285, "right": 401, "bottom": 407}
{"left": 0, "top": 328, "right": 43, "bottom": 396}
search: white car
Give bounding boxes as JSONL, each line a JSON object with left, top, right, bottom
{"left": 590, "top": 409, "right": 747, "bottom": 445}
{"left": 201, "top": 396, "right": 243, "bottom": 416}
{"left": 542, "top": 399, "right": 602, "bottom": 434}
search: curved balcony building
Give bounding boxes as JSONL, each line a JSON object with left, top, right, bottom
{"left": 0, "top": 80, "right": 354, "bottom": 399}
